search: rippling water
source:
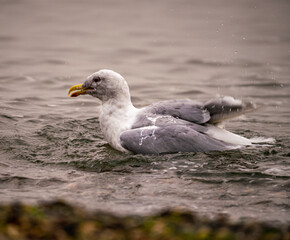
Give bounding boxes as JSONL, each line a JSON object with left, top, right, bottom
{"left": 0, "top": 0, "right": 289, "bottom": 224}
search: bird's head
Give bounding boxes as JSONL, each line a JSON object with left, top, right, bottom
{"left": 68, "top": 69, "right": 130, "bottom": 102}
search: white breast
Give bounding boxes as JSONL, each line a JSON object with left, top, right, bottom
{"left": 99, "top": 101, "right": 139, "bottom": 152}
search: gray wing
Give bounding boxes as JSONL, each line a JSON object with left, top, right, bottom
{"left": 204, "top": 96, "right": 258, "bottom": 124}
{"left": 140, "top": 99, "right": 210, "bottom": 124}
{"left": 120, "top": 97, "right": 254, "bottom": 154}
{"left": 137, "top": 97, "right": 256, "bottom": 126}
{"left": 120, "top": 125, "right": 234, "bottom": 154}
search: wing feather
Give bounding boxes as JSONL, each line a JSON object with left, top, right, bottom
{"left": 120, "top": 125, "right": 235, "bottom": 154}
{"left": 142, "top": 99, "right": 210, "bottom": 124}
{"left": 204, "top": 96, "right": 258, "bottom": 124}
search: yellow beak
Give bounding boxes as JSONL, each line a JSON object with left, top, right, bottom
{"left": 68, "top": 84, "right": 87, "bottom": 97}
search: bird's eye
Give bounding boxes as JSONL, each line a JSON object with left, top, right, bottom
{"left": 94, "top": 77, "right": 102, "bottom": 83}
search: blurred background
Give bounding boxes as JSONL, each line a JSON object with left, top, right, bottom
{"left": 0, "top": 0, "right": 289, "bottom": 224}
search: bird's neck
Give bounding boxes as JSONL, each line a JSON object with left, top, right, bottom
{"left": 102, "top": 94, "right": 136, "bottom": 112}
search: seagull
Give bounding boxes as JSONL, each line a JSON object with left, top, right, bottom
{"left": 68, "top": 69, "right": 271, "bottom": 154}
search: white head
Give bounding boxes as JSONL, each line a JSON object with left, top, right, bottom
{"left": 68, "top": 69, "right": 131, "bottom": 102}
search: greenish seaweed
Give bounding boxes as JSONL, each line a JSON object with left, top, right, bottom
{"left": 0, "top": 201, "right": 288, "bottom": 240}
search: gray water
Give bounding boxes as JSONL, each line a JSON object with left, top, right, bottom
{"left": 0, "top": 0, "right": 289, "bottom": 224}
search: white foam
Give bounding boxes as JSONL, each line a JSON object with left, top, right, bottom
{"left": 249, "top": 137, "right": 276, "bottom": 144}
{"left": 222, "top": 96, "right": 242, "bottom": 105}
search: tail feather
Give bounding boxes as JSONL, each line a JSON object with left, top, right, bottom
{"left": 205, "top": 124, "right": 275, "bottom": 147}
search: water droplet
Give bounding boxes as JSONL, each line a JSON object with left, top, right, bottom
{"left": 234, "top": 51, "right": 238, "bottom": 54}
{"left": 242, "top": 37, "right": 246, "bottom": 40}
